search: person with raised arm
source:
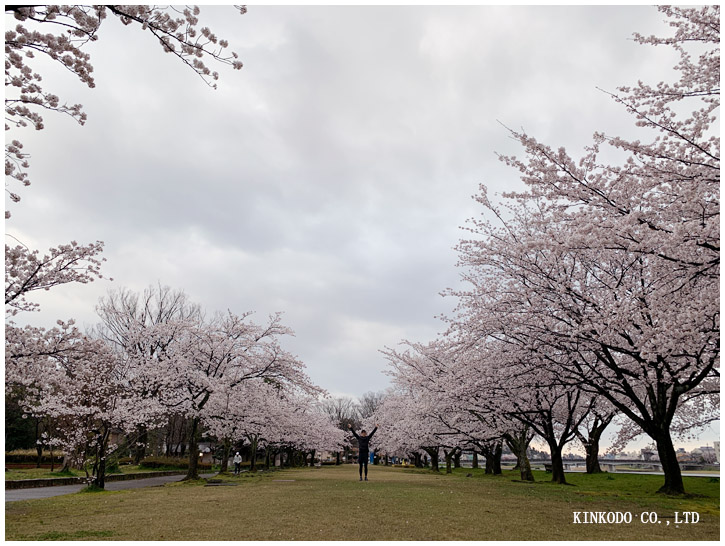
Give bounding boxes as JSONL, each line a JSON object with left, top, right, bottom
{"left": 348, "top": 423, "right": 379, "bottom": 481}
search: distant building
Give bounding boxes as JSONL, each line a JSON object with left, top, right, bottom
{"left": 691, "top": 446, "right": 717, "bottom": 464}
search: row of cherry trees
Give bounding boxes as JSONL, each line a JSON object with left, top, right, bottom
{"left": 6, "top": 285, "right": 346, "bottom": 488}
{"left": 374, "top": 6, "right": 719, "bottom": 495}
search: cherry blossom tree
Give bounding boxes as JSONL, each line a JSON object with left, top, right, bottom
{"left": 453, "top": 6, "right": 719, "bottom": 494}
{"left": 94, "top": 285, "right": 201, "bottom": 463}
{"left": 5, "top": 320, "right": 151, "bottom": 488}
{"left": 133, "top": 309, "right": 318, "bottom": 480}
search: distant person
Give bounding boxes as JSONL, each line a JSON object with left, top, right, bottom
{"left": 233, "top": 452, "right": 242, "bottom": 475}
{"left": 348, "top": 423, "right": 379, "bottom": 481}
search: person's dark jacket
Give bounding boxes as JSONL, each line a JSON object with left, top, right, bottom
{"left": 350, "top": 427, "right": 377, "bottom": 456}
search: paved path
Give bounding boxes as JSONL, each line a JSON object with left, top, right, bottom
{"left": 5, "top": 473, "right": 215, "bottom": 503}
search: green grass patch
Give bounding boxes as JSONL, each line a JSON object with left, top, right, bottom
{"left": 5, "top": 465, "right": 719, "bottom": 540}
{"left": 4, "top": 468, "right": 87, "bottom": 481}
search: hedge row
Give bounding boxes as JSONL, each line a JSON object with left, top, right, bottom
{"left": 5, "top": 452, "right": 64, "bottom": 464}
{"left": 139, "top": 456, "right": 212, "bottom": 471}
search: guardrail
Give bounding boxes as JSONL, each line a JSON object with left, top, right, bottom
{"left": 527, "top": 459, "right": 717, "bottom": 473}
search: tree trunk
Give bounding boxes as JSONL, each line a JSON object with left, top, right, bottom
{"left": 132, "top": 425, "right": 147, "bottom": 465}
{"left": 584, "top": 436, "right": 602, "bottom": 474}
{"left": 484, "top": 450, "right": 494, "bottom": 474}
{"left": 35, "top": 419, "right": 42, "bottom": 469}
{"left": 653, "top": 430, "right": 685, "bottom": 495}
{"left": 576, "top": 415, "right": 612, "bottom": 474}
{"left": 519, "top": 450, "right": 534, "bottom": 481}
{"left": 60, "top": 452, "right": 71, "bottom": 473}
{"left": 505, "top": 432, "right": 534, "bottom": 482}
{"left": 453, "top": 451, "right": 461, "bottom": 468}
{"left": 546, "top": 438, "right": 567, "bottom": 485}
{"left": 483, "top": 443, "right": 503, "bottom": 475}
{"left": 472, "top": 451, "right": 479, "bottom": 469}
{"left": 165, "top": 419, "right": 173, "bottom": 457}
{"left": 220, "top": 438, "right": 231, "bottom": 473}
{"left": 92, "top": 428, "right": 111, "bottom": 489}
{"left": 250, "top": 437, "right": 258, "bottom": 471}
{"left": 492, "top": 442, "right": 502, "bottom": 475}
{"left": 443, "top": 448, "right": 458, "bottom": 474}
{"left": 184, "top": 417, "right": 200, "bottom": 481}
{"left": 423, "top": 447, "right": 439, "bottom": 472}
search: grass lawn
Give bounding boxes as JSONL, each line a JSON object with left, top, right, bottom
{"left": 5, "top": 465, "right": 719, "bottom": 540}
{"left": 5, "top": 467, "right": 86, "bottom": 481}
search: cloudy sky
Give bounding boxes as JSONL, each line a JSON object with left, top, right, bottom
{"left": 7, "top": 3, "right": 714, "bottom": 452}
